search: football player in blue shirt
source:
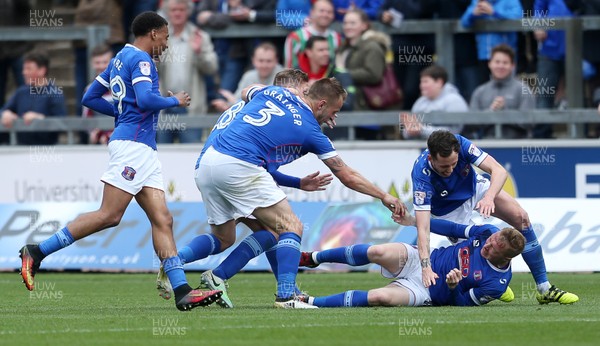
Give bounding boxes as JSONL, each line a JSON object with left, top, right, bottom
{"left": 155, "top": 69, "right": 334, "bottom": 307}
{"left": 194, "top": 77, "right": 405, "bottom": 308}
{"left": 297, "top": 218, "right": 525, "bottom": 307}
{"left": 18, "top": 11, "right": 222, "bottom": 311}
{"left": 411, "top": 130, "right": 577, "bottom": 304}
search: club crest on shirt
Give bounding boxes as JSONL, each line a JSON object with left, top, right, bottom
{"left": 474, "top": 270, "right": 482, "bottom": 281}
{"left": 414, "top": 191, "right": 426, "bottom": 205}
{"left": 121, "top": 166, "right": 137, "bottom": 181}
{"left": 468, "top": 143, "right": 481, "bottom": 157}
{"left": 139, "top": 61, "right": 151, "bottom": 76}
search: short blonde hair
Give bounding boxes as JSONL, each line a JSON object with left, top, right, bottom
{"left": 498, "top": 228, "right": 525, "bottom": 258}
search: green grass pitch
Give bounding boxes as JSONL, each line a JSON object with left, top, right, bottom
{"left": 1, "top": 272, "right": 598, "bottom": 346}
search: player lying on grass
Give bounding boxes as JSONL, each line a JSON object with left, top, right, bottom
{"left": 298, "top": 219, "right": 523, "bottom": 307}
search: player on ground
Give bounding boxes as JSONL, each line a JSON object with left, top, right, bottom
{"left": 412, "top": 130, "right": 578, "bottom": 304}
{"left": 195, "top": 77, "right": 405, "bottom": 308}
{"left": 18, "top": 11, "right": 222, "bottom": 311}
{"left": 156, "top": 69, "right": 333, "bottom": 307}
{"left": 298, "top": 219, "right": 524, "bottom": 307}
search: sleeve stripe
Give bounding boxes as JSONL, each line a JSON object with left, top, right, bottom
{"left": 465, "top": 224, "right": 473, "bottom": 238}
{"left": 246, "top": 85, "right": 263, "bottom": 101}
{"left": 413, "top": 205, "right": 431, "bottom": 211}
{"left": 95, "top": 75, "right": 109, "bottom": 88}
{"left": 132, "top": 76, "right": 152, "bottom": 85}
{"left": 317, "top": 151, "right": 338, "bottom": 161}
{"left": 469, "top": 289, "right": 482, "bottom": 306}
{"left": 473, "top": 152, "right": 489, "bottom": 166}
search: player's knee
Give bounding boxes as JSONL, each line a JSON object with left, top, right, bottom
{"left": 368, "top": 290, "right": 393, "bottom": 306}
{"left": 367, "top": 245, "right": 385, "bottom": 262}
{"left": 160, "top": 211, "right": 174, "bottom": 229}
{"left": 103, "top": 211, "right": 123, "bottom": 228}
{"left": 516, "top": 208, "right": 530, "bottom": 230}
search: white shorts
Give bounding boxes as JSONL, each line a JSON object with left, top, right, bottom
{"left": 100, "top": 140, "right": 164, "bottom": 195}
{"left": 195, "top": 146, "right": 286, "bottom": 225}
{"left": 380, "top": 243, "right": 432, "bottom": 307}
{"left": 433, "top": 174, "right": 490, "bottom": 226}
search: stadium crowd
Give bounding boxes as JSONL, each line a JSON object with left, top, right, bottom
{"left": 1, "top": 0, "right": 600, "bottom": 145}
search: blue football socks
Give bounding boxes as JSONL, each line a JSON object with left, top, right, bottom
{"left": 521, "top": 225, "right": 550, "bottom": 291}
{"left": 315, "top": 244, "right": 371, "bottom": 266}
{"left": 38, "top": 227, "right": 75, "bottom": 256}
{"left": 177, "top": 234, "right": 221, "bottom": 264}
{"left": 275, "top": 232, "right": 302, "bottom": 299}
{"left": 162, "top": 256, "right": 187, "bottom": 290}
{"left": 313, "top": 290, "right": 369, "bottom": 307}
{"left": 212, "top": 230, "right": 276, "bottom": 280}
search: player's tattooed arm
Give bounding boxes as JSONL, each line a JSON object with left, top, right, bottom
{"left": 323, "top": 156, "right": 347, "bottom": 174}
{"left": 420, "top": 258, "right": 431, "bottom": 269}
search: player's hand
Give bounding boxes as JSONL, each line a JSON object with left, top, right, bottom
{"left": 325, "top": 113, "right": 337, "bottom": 129}
{"left": 422, "top": 266, "right": 439, "bottom": 288}
{"left": 475, "top": 195, "right": 495, "bottom": 218}
{"left": 300, "top": 171, "right": 333, "bottom": 191}
{"left": 381, "top": 194, "right": 405, "bottom": 217}
{"left": 169, "top": 91, "right": 191, "bottom": 107}
{"left": 445, "top": 268, "right": 462, "bottom": 290}
{"left": 392, "top": 212, "right": 415, "bottom": 226}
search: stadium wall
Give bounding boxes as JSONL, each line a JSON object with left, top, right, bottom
{"left": 0, "top": 142, "right": 598, "bottom": 273}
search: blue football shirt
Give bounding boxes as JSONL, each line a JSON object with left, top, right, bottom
{"left": 212, "top": 86, "right": 337, "bottom": 172}
{"left": 429, "top": 225, "right": 512, "bottom": 306}
{"left": 95, "top": 44, "right": 164, "bottom": 150}
{"left": 411, "top": 134, "right": 488, "bottom": 216}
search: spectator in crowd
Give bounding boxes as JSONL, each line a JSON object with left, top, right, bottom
{"left": 532, "top": 0, "right": 577, "bottom": 138}
{"left": 1, "top": 50, "right": 66, "bottom": 145}
{"left": 157, "top": 0, "right": 218, "bottom": 143}
{"left": 297, "top": 36, "right": 334, "bottom": 83}
{"left": 214, "top": 42, "right": 283, "bottom": 111}
{"left": 196, "top": 0, "right": 277, "bottom": 94}
{"left": 461, "top": 0, "right": 523, "bottom": 84}
{"left": 0, "top": 0, "right": 33, "bottom": 106}
{"left": 401, "top": 65, "right": 469, "bottom": 139}
{"left": 74, "top": 0, "right": 124, "bottom": 115}
{"left": 123, "top": 0, "right": 159, "bottom": 42}
{"left": 468, "top": 44, "right": 534, "bottom": 139}
{"left": 0, "top": 0, "right": 33, "bottom": 145}
{"left": 580, "top": 0, "right": 600, "bottom": 137}
{"left": 379, "top": 0, "right": 435, "bottom": 110}
{"left": 331, "top": 0, "right": 384, "bottom": 21}
{"left": 336, "top": 9, "right": 391, "bottom": 139}
{"left": 275, "top": 0, "right": 311, "bottom": 29}
{"left": 284, "top": 0, "right": 342, "bottom": 69}
{"left": 81, "top": 44, "right": 114, "bottom": 145}
{"left": 433, "top": 0, "right": 481, "bottom": 101}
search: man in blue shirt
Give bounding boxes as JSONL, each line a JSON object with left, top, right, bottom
{"left": 195, "top": 77, "right": 405, "bottom": 308}
{"left": 155, "top": 69, "right": 334, "bottom": 307}
{"left": 1, "top": 50, "right": 66, "bottom": 145}
{"left": 298, "top": 219, "right": 524, "bottom": 307}
{"left": 411, "top": 130, "right": 578, "bottom": 304}
{"left": 18, "top": 11, "right": 222, "bottom": 311}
